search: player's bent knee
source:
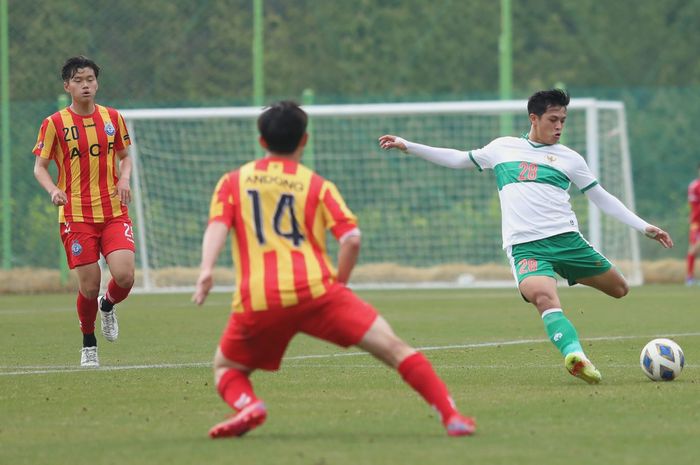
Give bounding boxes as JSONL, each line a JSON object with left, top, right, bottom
{"left": 80, "top": 288, "right": 100, "bottom": 299}
{"left": 117, "top": 274, "right": 135, "bottom": 289}
{"left": 78, "top": 282, "right": 101, "bottom": 299}
{"left": 612, "top": 282, "right": 629, "bottom": 298}
{"left": 607, "top": 274, "right": 630, "bottom": 298}
{"left": 530, "top": 293, "right": 558, "bottom": 311}
{"left": 357, "top": 315, "right": 413, "bottom": 367}
{"left": 112, "top": 269, "right": 135, "bottom": 288}
{"left": 213, "top": 348, "right": 251, "bottom": 381}
{"left": 381, "top": 335, "right": 415, "bottom": 367}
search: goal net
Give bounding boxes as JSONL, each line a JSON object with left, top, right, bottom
{"left": 122, "top": 99, "right": 642, "bottom": 292}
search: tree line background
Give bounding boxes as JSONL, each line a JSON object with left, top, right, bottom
{"left": 2, "top": 0, "right": 700, "bottom": 269}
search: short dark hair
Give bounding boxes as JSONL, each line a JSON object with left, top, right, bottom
{"left": 257, "top": 101, "right": 308, "bottom": 154}
{"left": 527, "top": 89, "right": 570, "bottom": 116}
{"left": 61, "top": 56, "right": 100, "bottom": 82}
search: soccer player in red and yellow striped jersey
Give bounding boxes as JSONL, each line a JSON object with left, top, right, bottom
{"left": 32, "top": 56, "right": 135, "bottom": 368}
{"left": 208, "top": 152, "right": 359, "bottom": 313}
{"left": 193, "top": 101, "right": 475, "bottom": 438}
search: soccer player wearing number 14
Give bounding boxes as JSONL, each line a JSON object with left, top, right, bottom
{"left": 379, "top": 89, "right": 674, "bottom": 384}
{"left": 193, "top": 101, "right": 475, "bottom": 438}
{"left": 32, "top": 56, "right": 136, "bottom": 368}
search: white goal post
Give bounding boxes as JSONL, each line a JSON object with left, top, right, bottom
{"left": 122, "top": 99, "right": 642, "bottom": 292}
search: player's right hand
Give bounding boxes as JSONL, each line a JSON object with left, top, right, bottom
{"left": 50, "top": 189, "right": 68, "bottom": 206}
{"left": 192, "top": 272, "right": 213, "bottom": 305}
{"left": 378, "top": 135, "right": 407, "bottom": 152}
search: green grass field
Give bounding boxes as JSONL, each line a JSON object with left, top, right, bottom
{"left": 1, "top": 285, "right": 699, "bottom": 465}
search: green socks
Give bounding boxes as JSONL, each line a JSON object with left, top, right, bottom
{"left": 542, "top": 309, "right": 584, "bottom": 356}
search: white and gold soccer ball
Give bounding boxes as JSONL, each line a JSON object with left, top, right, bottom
{"left": 640, "top": 338, "right": 685, "bottom": 381}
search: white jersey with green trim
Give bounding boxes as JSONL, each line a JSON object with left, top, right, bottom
{"left": 469, "top": 136, "right": 598, "bottom": 248}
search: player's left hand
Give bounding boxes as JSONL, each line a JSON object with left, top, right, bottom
{"left": 644, "top": 225, "right": 673, "bottom": 248}
{"left": 192, "top": 272, "right": 213, "bottom": 305}
{"left": 113, "top": 179, "right": 131, "bottom": 205}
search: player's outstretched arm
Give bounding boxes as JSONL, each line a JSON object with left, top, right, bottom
{"left": 586, "top": 185, "right": 673, "bottom": 248}
{"left": 378, "top": 134, "right": 472, "bottom": 169}
{"left": 193, "top": 221, "right": 229, "bottom": 305}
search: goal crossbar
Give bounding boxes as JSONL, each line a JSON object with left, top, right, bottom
{"left": 122, "top": 98, "right": 641, "bottom": 292}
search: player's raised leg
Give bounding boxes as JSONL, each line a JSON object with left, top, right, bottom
{"left": 100, "top": 250, "right": 135, "bottom": 341}
{"left": 74, "top": 262, "right": 102, "bottom": 367}
{"left": 208, "top": 347, "right": 267, "bottom": 439}
{"left": 356, "top": 315, "right": 476, "bottom": 436}
{"left": 576, "top": 268, "right": 629, "bottom": 299}
{"left": 100, "top": 220, "right": 137, "bottom": 342}
{"left": 520, "top": 275, "right": 601, "bottom": 384}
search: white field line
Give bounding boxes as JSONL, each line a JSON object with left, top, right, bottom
{"left": 1, "top": 332, "right": 698, "bottom": 377}
{"left": 0, "top": 307, "right": 77, "bottom": 315}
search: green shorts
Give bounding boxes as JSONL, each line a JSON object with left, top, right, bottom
{"left": 507, "top": 231, "right": 613, "bottom": 286}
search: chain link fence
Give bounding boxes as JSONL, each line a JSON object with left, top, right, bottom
{"left": 1, "top": 0, "right": 699, "bottom": 275}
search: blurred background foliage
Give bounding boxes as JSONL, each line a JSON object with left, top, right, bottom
{"left": 2, "top": 0, "right": 700, "bottom": 267}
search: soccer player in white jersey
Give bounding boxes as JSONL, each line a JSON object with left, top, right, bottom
{"left": 378, "top": 89, "right": 673, "bottom": 384}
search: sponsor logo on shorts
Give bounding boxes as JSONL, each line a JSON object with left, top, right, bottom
{"left": 71, "top": 240, "right": 83, "bottom": 256}
{"left": 104, "top": 122, "right": 116, "bottom": 136}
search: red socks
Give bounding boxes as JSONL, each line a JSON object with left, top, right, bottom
{"left": 76, "top": 292, "right": 98, "bottom": 334}
{"left": 214, "top": 355, "right": 458, "bottom": 426}
{"left": 217, "top": 369, "right": 259, "bottom": 412}
{"left": 77, "top": 279, "right": 130, "bottom": 335}
{"left": 687, "top": 254, "right": 695, "bottom": 280}
{"left": 105, "top": 279, "right": 132, "bottom": 305}
{"left": 398, "top": 352, "right": 458, "bottom": 424}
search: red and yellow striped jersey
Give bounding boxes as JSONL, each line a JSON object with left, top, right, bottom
{"left": 209, "top": 157, "right": 358, "bottom": 313}
{"left": 32, "top": 104, "right": 132, "bottom": 223}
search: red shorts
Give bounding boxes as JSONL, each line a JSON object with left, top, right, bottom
{"left": 690, "top": 222, "right": 700, "bottom": 246}
{"left": 60, "top": 215, "right": 136, "bottom": 269}
{"left": 219, "top": 284, "right": 379, "bottom": 371}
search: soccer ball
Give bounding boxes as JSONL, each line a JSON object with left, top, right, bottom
{"left": 639, "top": 338, "right": 685, "bottom": 381}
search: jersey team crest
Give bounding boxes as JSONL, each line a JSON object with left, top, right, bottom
{"left": 104, "top": 122, "right": 116, "bottom": 136}
{"left": 71, "top": 240, "right": 83, "bottom": 256}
